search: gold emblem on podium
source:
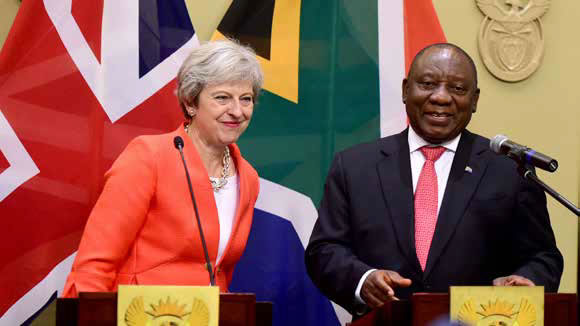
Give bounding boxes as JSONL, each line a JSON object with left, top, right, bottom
{"left": 458, "top": 298, "right": 536, "bottom": 326}
{"left": 451, "top": 286, "right": 544, "bottom": 326}
{"left": 124, "top": 296, "right": 209, "bottom": 326}
{"left": 476, "top": 0, "right": 551, "bottom": 82}
{"left": 118, "top": 285, "right": 219, "bottom": 326}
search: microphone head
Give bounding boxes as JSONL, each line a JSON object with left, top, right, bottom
{"left": 490, "top": 134, "right": 509, "bottom": 154}
{"left": 173, "top": 136, "right": 184, "bottom": 150}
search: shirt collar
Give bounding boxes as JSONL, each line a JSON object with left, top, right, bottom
{"left": 408, "top": 125, "right": 461, "bottom": 153}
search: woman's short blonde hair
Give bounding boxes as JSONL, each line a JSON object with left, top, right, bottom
{"left": 176, "top": 39, "right": 264, "bottom": 118}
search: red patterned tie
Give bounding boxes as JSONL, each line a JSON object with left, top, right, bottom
{"left": 415, "top": 146, "right": 446, "bottom": 271}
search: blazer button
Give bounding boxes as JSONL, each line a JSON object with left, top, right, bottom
{"left": 425, "top": 284, "right": 432, "bottom": 290}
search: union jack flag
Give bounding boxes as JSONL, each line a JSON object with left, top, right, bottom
{"left": 0, "top": 1, "right": 445, "bottom": 325}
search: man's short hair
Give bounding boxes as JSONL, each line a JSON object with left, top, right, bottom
{"left": 408, "top": 43, "right": 478, "bottom": 88}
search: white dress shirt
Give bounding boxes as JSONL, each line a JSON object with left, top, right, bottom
{"left": 211, "top": 174, "right": 239, "bottom": 265}
{"left": 354, "top": 127, "right": 461, "bottom": 304}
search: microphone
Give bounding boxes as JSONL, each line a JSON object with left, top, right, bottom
{"left": 173, "top": 136, "right": 184, "bottom": 150}
{"left": 173, "top": 136, "right": 216, "bottom": 286}
{"left": 490, "top": 135, "right": 558, "bottom": 172}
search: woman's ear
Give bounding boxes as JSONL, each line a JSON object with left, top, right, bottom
{"left": 186, "top": 105, "right": 197, "bottom": 118}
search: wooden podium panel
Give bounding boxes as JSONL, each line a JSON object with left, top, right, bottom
{"left": 220, "top": 293, "right": 256, "bottom": 326}
{"left": 55, "top": 292, "right": 272, "bottom": 326}
{"left": 350, "top": 293, "right": 577, "bottom": 326}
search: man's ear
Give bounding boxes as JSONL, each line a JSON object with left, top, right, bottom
{"left": 402, "top": 78, "right": 408, "bottom": 104}
{"left": 472, "top": 88, "right": 480, "bottom": 113}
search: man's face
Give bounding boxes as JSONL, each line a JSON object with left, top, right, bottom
{"left": 402, "top": 47, "right": 480, "bottom": 144}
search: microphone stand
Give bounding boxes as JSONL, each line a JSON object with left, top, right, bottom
{"left": 175, "top": 139, "right": 216, "bottom": 286}
{"left": 518, "top": 163, "right": 580, "bottom": 216}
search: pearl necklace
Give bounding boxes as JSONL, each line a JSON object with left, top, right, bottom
{"left": 185, "top": 124, "right": 231, "bottom": 192}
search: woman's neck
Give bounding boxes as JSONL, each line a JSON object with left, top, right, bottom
{"left": 187, "top": 125, "right": 228, "bottom": 178}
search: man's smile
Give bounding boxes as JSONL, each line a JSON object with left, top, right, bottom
{"left": 423, "top": 111, "right": 453, "bottom": 125}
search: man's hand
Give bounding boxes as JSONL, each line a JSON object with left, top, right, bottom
{"left": 493, "top": 275, "right": 535, "bottom": 286}
{"left": 360, "top": 270, "right": 412, "bottom": 308}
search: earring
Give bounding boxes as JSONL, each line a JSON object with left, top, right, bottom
{"left": 188, "top": 109, "right": 196, "bottom": 118}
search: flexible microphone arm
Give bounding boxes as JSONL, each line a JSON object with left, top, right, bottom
{"left": 490, "top": 135, "right": 578, "bottom": 216}
{"left": 518, "top": 164, "right": 579, "bottom": 217}
{"left": 174, "top": 136, "right": 216, "bottom": 285}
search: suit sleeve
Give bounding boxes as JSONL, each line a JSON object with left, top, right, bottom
{"left": 305, "top": 153, "right": 373, "bottom": 313}
{"left": 62, "top": 137, "right": 157, "bottom": 297}
{"left": 510, "top": 170, "right": 563, "bottom": 292}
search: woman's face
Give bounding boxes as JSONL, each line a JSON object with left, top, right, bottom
{"left": 189, "top": 80, "right": 255, "bottom": 148}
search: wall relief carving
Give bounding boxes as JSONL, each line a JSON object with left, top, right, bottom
{"left": 476, "top": 0, "right": 550, "bottom": 82}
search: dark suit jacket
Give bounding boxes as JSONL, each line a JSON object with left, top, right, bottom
{"left": 305, "top": 129, "right": 563, "bottom": 314}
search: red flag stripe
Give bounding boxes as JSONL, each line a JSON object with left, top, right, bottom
{"left": 71, "top": 0, "right": 104, "bottom": 63}
{"left": 403, "top": 0, "right": 447, "bottom": 74}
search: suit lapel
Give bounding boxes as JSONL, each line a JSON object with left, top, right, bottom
{"left": 376, "top": 129, "right": 422, "bottom": 272}
{"left": 424, "top": 130, "right": 491, "bottom": 277}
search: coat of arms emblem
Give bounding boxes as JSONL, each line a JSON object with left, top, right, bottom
{"left": 450, "top": 286, "right": 544, "bottom": 326}
{"left": 124, "top": 296, "right": 210, "bottom": 326}
{"left": 476, "top": 0, "right": 551, "bottom": 82}
{"left": 458, "top": 298, "right": 537, "bottom": 326}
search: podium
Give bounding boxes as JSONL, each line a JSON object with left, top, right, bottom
{"left": 350, "top": 293, "right": 577, "bottom": 326}
{"left": 56, "top": 292, "right": 272, "bottom": 326}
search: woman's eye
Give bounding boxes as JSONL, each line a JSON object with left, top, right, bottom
{"left": 215, "top": 95, "right": 229, "bottom": 101}
{"left": 240, "top": 97, "right": 253, "bottom": 103}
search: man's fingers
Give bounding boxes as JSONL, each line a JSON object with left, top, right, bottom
{"left": 362, "top": 271, "right": 400, "bottom": 307}
{"left": 383, "top": 271, "right": 413, "bottom": 288}
{"left": 493, "top": 275, "right": 535, "bottom": 287}
{"left": 361, "top": 270, "right": 412, "bottom": 307}
{"left": 362, "top": 291, "right": 384, "bottom": 308}
{"left": 511, "top": 276, "right": 535, "bottom": 286}
{"left": 371, "top": 285, "right": 393, "bottom": 303}
{"left": 393, "top": 277, "right": 412, "bottom": 287}
{"left": 372, "top": 271, "right": 396, "bottom": 296}
{"left": 362, "top": 282, "right": 390, "bottom": 308}
{"left": 362, "top": 286, "right": 397, "bottom": 308}
{"left": 370, "top": 275, "right": 395, "bottom": 300}
{"left": 493, "top": 277, "right": 507, "bottom": 286}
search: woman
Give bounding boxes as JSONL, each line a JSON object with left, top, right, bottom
{"left": 62, "top": 39, "right": 263, "bottom": 296}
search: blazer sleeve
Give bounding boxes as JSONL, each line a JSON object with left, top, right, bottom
{"left": 510, "top": 170, "right": 563, "bottom": 292}
{"left": 62, "top": 137, "right": 157, "bottom": 297}
{"left": 305, "top": 153, "right": 373, "bottom": 313}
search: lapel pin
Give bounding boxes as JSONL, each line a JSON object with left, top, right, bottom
{"left": 465, "top": 166, "right": 473, "bottom": 174}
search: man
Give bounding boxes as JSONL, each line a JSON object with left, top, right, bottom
{"left": 305, "top": 43, "right": 563, "bottom": 314}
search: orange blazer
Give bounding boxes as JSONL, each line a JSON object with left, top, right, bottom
{"left": 62, "top": 126, "right": 260, "bottom": 297}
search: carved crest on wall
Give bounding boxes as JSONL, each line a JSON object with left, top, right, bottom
{"left": 476, "top": 0, "right": 550, "bottom": 82}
